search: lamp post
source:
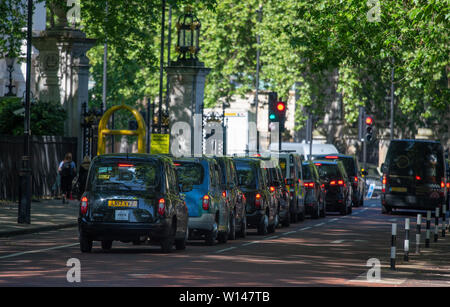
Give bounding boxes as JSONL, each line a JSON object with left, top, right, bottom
{"left": 18, "top": 0, "right": 33, "bottom": 224}
{"left": 175, "top": 6, "right": 201, "bottom": 62}
{"left": 5, "top": 55, "right": 16, "bottom": 96}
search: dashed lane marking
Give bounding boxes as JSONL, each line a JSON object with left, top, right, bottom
{"left": 331, "top": 240, "right": 345, "bottom": 244}
{"left": 299, "top": 227, "right": 312, "bottom": 231}
{"left": 281, "top": 231, "right": 297, "bottom": 235}
{"left": 215, "top": 246, "right": 237, "bottom": 254}
{"left": 0, "top": 243, "right": 78, "bottom": 260}
{"left": 241, "top": 241, "right": 259, "bottom": 247}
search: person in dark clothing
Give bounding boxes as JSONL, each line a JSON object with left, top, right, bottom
{"left": 78, "top": 155, "right": 91, "bottom": 198}
{"left": 59, "top": 152, "right": 76, "bottom": 203}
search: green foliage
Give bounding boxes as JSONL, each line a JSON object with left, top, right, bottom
{"left": 0, "top": 98, "right": 66, "bottom": 136}
{"left": 0, "top": 0, "right": 29, "bottom": 59}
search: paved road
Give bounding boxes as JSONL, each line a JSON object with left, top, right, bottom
{"left": 1, "top": 199, "right": 449, "bottom": 287}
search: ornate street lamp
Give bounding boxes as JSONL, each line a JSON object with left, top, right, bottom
{"left": 175, "top": 6, "right": 201, "bottom": 60}
{"left": 5, "top": 55, "right": 16, "bottom": 96}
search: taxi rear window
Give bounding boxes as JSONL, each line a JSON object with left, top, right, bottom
{"left": 90, "top": 162, "right": 159, "bottom": 191}
{"left": 174, "top": 162, "right": 205, "bottom": 186}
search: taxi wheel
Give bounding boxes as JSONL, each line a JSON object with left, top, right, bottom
{"left": 268, "top": 214, "right": 277, "bottom": 233}
{"left": 160, "top": 225, "right": 175, "bottom": 253}
{"left": 312, "top": 203, "right": 320, "bottom": 219}
{"left": 80, "top": 233, "right": 92, "bottom": 253}
{"left": 282, "top": 211, "right": 291, "bottom": 227}
{"left": 101, "top": 240, "right": 112, "bottom": 251}
{"left": 218, "top": 219, "right": 229, "bottom": 244}
{"left": 257, "top": 214, "right": 268, "bottom": 235}
{"left": 175, "top": 228, "right": 188, "bottom": 251}
{"left": 205, "top": 229, "right": 217, "bottom": 246}
{"left": 239, "top": 215, "right": 247, "bottom": 238}
{"left": 228, "top": 212, "right": 236, "bottom": 240}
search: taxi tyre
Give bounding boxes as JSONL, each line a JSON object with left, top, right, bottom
{"left": 239, "top": 215, "right": 247, "bottom": 238}
{"left": 268, "top": 214, "right": 277, "bottom": 233}
{"left": 290, "top": 206, "right": 298, "bottom": 223}
{"left": 320, "top": 201, "right": 326, "bottom": 218}
{"left": 80, "top": 231, "right": 93, "bottom": 253}
{"left": 298, "top": 209, "right": 305, "bottom": 222}
{"left": 340, "top": 202, "right": 347, "bottom": 215}
{"left": 175, "top": 227, "right": 188, "bottom": 250}
{"left": 312, "top": 202, "right": 320, "bottom": 219}
{"left": 101, "top": 240, "right": 113, "bottom": 251}
{"left": 228, "top": 211, "right": 236, "bottom": 240}
{"left": 218, "top": 215, "right": 230, "bottom": 244}
{"left": 282, "top": 211, "right": 291, "bottom": 227}
{"left": 205, "top": 225, "right": 218, "bottom": 246}
{"left": 257, "top": 214, "right": 269, "bottom": 235}
{"left": 160, "top": 222, "right": 176, "bottom": 253}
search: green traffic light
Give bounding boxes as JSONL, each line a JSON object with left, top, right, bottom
{"left": 269, "top": 114, "right": 276, "bottom": 120}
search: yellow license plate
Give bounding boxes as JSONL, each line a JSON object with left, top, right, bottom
{"left": 391, "top": 187, "right": 407, "bottom": 193}
{"left": 108, "top": 200, "right": 138, "bottom": 208}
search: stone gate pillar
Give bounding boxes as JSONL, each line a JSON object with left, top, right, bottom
{"left": 166, "top": 59, "right": 210, "bottom": 156}
{"left": 33, "top": 28, "right": 96, "bottom": 163}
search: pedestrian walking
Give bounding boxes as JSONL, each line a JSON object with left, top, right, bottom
{"left": 59, "top": 152, "right": 76, "bottom": 203}
{"left": 77, "top": 155, "right": 91, "bottom": 199}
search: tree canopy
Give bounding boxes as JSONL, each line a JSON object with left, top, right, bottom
{"left": 1, "top": 0, "right": 448, "bottom": 137}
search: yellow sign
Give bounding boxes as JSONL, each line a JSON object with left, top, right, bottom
{"left": 97, "top": 105, "right": 147, "bottom": 155}
{"left": 150, "top": 134, "right": 170, "bottom": 154}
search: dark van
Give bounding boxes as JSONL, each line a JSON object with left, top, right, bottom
{"left": 381, "top": 139, "right": 447, "bottom": 213}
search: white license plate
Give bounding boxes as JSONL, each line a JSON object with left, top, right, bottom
{"left": 115, "top": 210, "right": 129, "bottom": 221}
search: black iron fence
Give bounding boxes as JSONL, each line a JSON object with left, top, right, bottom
{"left": 0, "top": 135, "right": 77, "bottom": 201}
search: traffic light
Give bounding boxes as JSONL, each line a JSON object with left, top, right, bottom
{"left": 365, "top": 116, "right": 374, "bottom": 142}
{"left": 268, "top": 92, "right": 278, "bottom": 123}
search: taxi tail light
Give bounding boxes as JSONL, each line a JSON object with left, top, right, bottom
{"left": 255, "top": 193, "right": 262, "bottom": 208}
{"left": 415, "top": 175, "right": 421, "bottom": 181}
{"left": 338, "top": 180, "right": 344, "bottom": 186}
{"left": 330, "top": 180, "right": 337, "bottom": 186}
{"left": 222, "top": 191, "right": 227, "bottom": 198}
{"left": 270, "top": 186, "right": 275, "bottom": 193}
{"left": 202, "top": 195, "right": 210, "bottom": 210}
{"left": 80, "top": 196, "right": 88, "bottom": 215}
{"left": 304, "top": 182, "right": 314, "bottom": 188}
{"left": 158, "top": 198, "right": 166, "bottom": 216}
{"left": 440, "top": 179, "right": 445, "bottom": 189}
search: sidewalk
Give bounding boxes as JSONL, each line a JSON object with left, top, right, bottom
{"left": 0, "top": 198, "right": 79, "bottom": 237}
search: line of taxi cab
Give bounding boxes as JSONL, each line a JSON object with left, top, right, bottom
{"left": 78, "top": 153, "right": 331, "bottom": 253}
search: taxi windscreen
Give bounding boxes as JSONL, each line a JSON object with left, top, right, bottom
{"left": 89, "top": 162, "right": 159, "bottom": 191}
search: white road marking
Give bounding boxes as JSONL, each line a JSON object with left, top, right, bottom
{"left": 299, "top": 227, "right": 311, "bottom": 231}
{"left": 0, "top": 243, "right": 78, "bottom": 260}
{"left": 282, "top": 231, "right": 297, "bottom": 235}
{"left": 315, "top": 223, "right": 325, "bottom": 227}
{"left": 329, "top": 218, "right": 339, "bottom": 222}
{"left": 215, "top": 246, "right": 237, "bottom": 254}
{"left": 265, "top": 235, "right": 280, "bottom": 240}
{"left": 241, "top": 241, "right": 259, "bottom": 247}
{"left": 331, "top": 240, "right": 345, "bottom": 244}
